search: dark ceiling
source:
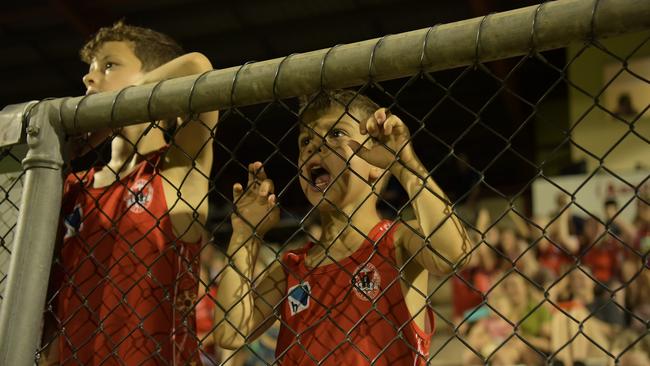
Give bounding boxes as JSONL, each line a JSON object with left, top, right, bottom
{"left": 0, "top": 0, "right": 543, "bottom": 107}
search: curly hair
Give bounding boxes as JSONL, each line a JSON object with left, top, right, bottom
{"left": 80, "top": 20, "right": 183, "bottom": 71}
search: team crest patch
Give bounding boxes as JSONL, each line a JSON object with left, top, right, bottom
{"left": 64, "top": 204, "right": 83, "bottom": 239}
{"left": 352, "top": 263, "right": 381, "bottom": 301}
{"left": 125, "top": 179, "right": 153, "bottom": 214}
{"left": 287, "top": 282, "right": 311, "bottom": 316}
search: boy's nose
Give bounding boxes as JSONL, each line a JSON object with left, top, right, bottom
{"left": 82, "top": 70, "right": 98, "bottom": 90}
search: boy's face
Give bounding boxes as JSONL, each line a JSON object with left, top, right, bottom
{"left": 82, "top": 41, "right": 144, "bottom": 95}
{"left": 298, "top": 106, "right": 378, "bottom": 210}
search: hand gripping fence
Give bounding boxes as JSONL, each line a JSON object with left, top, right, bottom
{"left": 0, "top": 0, "right": 649, "bottom": 365}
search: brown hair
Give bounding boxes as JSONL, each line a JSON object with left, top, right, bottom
{"left": 80, "top": 21, "right": 183, "bottom": 71}
{"left": 298, "top": 89, "right": 380, "bottom": 125}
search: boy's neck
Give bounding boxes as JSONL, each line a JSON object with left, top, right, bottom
{"left": 107, "top": 125, "right": 166, "bottom": 174}
{"left": 315, "top": 198, "right": 383, "bottom": 256}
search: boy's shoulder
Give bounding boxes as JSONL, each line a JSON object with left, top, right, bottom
{"left": 64, "top": 170, "right": 89, "bottom": 189}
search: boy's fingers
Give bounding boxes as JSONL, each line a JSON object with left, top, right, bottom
{"left": 258, "top": 180, "right": 268, "bottom": 196}
{"left": 233, "top": 183, "right": 243, "bottom": 200}
{"left": 247, "top": 161, "right": 265, "bottom": 186}
{"left": 347, "top": 140, "right": 372, "bottom": 162}
{"left": 384, "top": 118, "right": 395, "bottom": 136}
{"left": 254, "top": 162, "right": 267, "bottom": 181}
{"left": 268, "top": 194, "right": 277, "bottom": 206}
{"left": 264, "top": 179, "right": 275, "bottom": 194}
{"left": 258, "top": 179, "right": 275, "bottom": 204}
{"left": 375, "top": 108, "right": 388, "bottom": 125}
{"left": 367, "top": 119, "right": 379, "bottom": 138}
{"left": 359, "top": 121, "right": 367, "bottom": 135}
{"left": 247, "top": 163, "right": 256, "bottom": 187}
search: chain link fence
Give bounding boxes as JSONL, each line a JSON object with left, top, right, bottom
{"left": 0, "top": 1, "right": 648, "bottom": 365}
{"left": 0, "top": 148, "right": 25, "bottom": 305}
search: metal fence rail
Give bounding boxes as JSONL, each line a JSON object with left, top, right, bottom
{"left": 0, "top": 0, "right": 648, "bottom": 365}
{"left": 56, "top": 0, "right": 650, "bottom": 133}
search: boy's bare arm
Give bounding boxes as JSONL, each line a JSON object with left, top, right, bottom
{"left": 249, "top": 261, "right": 287, "bottom": 341}
{"left": 136, "top": 52, "right": 218, "bottom": 171}
{"left": 214, "top": 162, "right": 283, "bottom": 349}
{"left": 215, "top": 237, "right": 286, "bottom": 349}
{"left": 350, "top": 109, "right": 470, "bottom": 274}
{"left": 74, "top": 53, "right": 218, "bottom": 164}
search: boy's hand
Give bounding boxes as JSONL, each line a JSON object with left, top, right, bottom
{"left": 348, "top": 108, "right": 417, "bottom": 170}
{"left": 231, "top": 162, "right": 280, "bottom": 237}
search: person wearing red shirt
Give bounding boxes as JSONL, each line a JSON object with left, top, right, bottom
{"left": 214, "top": 90, "right": 470, "bottom": 365}
{"left": 41, "top": 22, "right": 217, "bottom": 365}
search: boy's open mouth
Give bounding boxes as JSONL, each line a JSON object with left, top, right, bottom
{"left": 307, "top": 163, "right": 331, "bottom": 192}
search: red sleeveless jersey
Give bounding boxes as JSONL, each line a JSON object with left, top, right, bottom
{"left": 276, "top": 220, "right": 434, "bottom": 366}
{"left": 56, "top": 149, "right": 201, "bottom": 365}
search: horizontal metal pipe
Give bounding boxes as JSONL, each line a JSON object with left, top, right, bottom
{"left": 55, "top": 0, "right": 650, "bottom": 134}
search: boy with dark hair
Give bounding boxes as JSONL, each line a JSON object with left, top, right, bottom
{"left": 40, "top": 21, "right": 218, "bottom": 365}
{"left": 215, "top": 90, "right": 470, "bottom": 365}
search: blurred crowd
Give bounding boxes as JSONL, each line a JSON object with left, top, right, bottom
{"left": 456, "top": 193, "right": 650, "bottom": 366}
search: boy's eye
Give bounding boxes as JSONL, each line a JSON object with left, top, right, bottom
{"left": 328, "top": 129, "right": 346, "bottom": 138}
{"left": 104, "top": 62, "right": 114, "bottom": 70}
{"left": 300, "top": 136, "right": 311, "bottom": 147}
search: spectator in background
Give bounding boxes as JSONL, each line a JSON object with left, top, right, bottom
{"left": 568, "top": 267, "right": 625, "bottom": 329}
{"left": 549, "top": 267, "right": 612, "bottom": 366}
{"left": 579, "top": 214, "right": 631, "bottom": 341}
{"left": 612, "top": 302, "right": 650, "bottom": 366}
{"left": 622, "top": 196, "right": 650, "bottom": 360}
{"left": 494, "top": 223, "right": 540, "bottom": 280}
{"left": 581, "top": 216, "right": 625, "bottom": 286}
{"left": 632, "top": 192, "right": 650, "bottom": 251}
{"left": 534, "top": 195, "right": 581, "bottom": 278}
{"left": 464, "top": 272, "right": 551, "bottom": 366}
{"left": 623, "top": 194, "right": 650, "bottom": 321}
{"left": 623, "top": 193, "right": 650, "bottom": 283}
{"left": 603, "top": 197, "right": 637, "bottom": 245}
{"left": 533, "top": 215, "right": 572, "bottom": 277}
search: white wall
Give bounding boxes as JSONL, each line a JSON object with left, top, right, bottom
{"left": 532, "top": 170, "right": 649, "bottom": 222}
{"left": 568, "top": 31, "right": 650, "bottom": 175}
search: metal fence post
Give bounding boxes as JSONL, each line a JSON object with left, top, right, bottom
{"left": 0, "top": 101, "right": 65, "bottom": 366}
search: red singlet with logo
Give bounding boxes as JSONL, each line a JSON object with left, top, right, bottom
{"left": 56, "top": 149, "right": 200, "bottom": 365}
{"left": 276, "top": 220, "right": 434, "bottom": 365}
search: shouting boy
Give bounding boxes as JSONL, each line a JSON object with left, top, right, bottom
{"left": 41, "top": 22, "right": 217, "bottom": 365}
{"left": 215, "top": 90, "right": 469, "bottom": 365}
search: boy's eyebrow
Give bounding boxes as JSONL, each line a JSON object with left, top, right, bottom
{"left": 93, "top": 52, "right": 119, "bottom": 64}
{"left": 302, "top": 115, "right": 357, "bottom": 131}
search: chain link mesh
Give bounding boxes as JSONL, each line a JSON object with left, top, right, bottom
{"left": 0, "top": 148, "right": 25, "bottom": 305}
{"left": 0, "top": 6, "right": 644, "bottom": 366}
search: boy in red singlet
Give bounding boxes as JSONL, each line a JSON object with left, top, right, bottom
{"left": 215, "top": 90, "right": 470, "bottom": 365}
{"left": 40, "top": 22, "right": 217, "bottom": 365}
